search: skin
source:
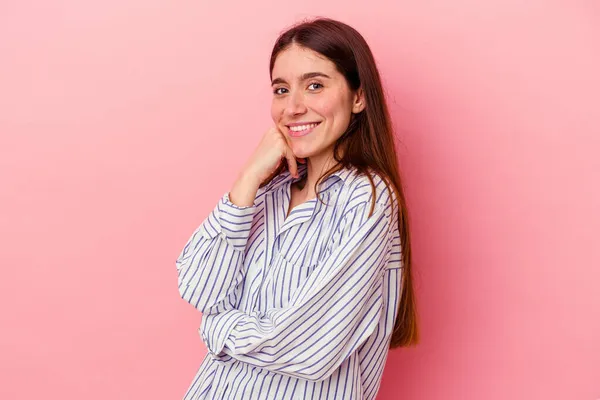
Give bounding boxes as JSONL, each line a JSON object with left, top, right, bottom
{"left": 230, "top": 44, "right": 365, "bottom": 209}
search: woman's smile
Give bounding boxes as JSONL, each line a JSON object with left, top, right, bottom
{"left": 286, "top": 121, "right": 322, "bottom": 137}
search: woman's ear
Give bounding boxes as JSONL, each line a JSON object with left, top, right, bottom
{"left": 352, "top": 87, "right": 366, "bottom": 114}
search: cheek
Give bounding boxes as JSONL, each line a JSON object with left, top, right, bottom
{"left": 311, "top": 97, "right": 337, "bottom": 118}
{"left": 311, "top": 91, "right": 348, "bottom": 119}
{"left": 270, "top": 102, "right": 281, "bottom": 122}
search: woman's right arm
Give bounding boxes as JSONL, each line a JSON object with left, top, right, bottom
{"left": 176, "top": 126, "right": 302, "bottom": 314}
{"left": 175, "top": 173, "right": 261, "bottom": 314}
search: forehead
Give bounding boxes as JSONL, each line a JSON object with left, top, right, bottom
{"left": 272, "top": 44, "right": 338, "bottom": 78}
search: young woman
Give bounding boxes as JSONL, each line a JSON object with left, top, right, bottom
{"left": 176, "top": 17, "right": 418, "bottom": 400}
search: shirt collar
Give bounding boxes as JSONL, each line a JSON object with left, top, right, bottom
{"left": 267, "top": 162, "right": 357, "bottom": 193}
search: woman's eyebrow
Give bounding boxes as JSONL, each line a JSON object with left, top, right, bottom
{"left": 271, "top": 72, "right": 332, "bottom": 86}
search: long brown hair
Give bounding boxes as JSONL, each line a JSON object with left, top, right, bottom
{"left": 263, "top": 17, "right": 418, "bottom": 348}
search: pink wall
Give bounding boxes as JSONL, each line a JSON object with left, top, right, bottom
{"left": 1, "top": 1, "right": 598, "bottom": 399}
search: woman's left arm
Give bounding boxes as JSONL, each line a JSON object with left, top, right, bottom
{"left": 200, "top": 199, "right": 397, "bottom": 382}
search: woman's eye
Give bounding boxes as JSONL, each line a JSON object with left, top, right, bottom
{"left": 273, "top": 84, "right": 322, "bottom": 95}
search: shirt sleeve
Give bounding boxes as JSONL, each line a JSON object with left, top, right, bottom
{"left": 176, "top": 191, "right": 257, "bottom": 313}
{"left": 200, "top": 199, "right": 396, "bottom": 381}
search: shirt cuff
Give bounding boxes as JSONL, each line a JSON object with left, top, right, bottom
{"left": 201, "top": 192, "right": 257, "bottom": 250}
{"left": 200, "top": 309, "right": 245, "bottom": 357}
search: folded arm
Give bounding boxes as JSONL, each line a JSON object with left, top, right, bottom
{"left": 201, "top": 200, "right": 396, "bottom": 381}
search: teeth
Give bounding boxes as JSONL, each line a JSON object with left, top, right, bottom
{"left": 289, "top": 123, "right": 318, "bottom": 132}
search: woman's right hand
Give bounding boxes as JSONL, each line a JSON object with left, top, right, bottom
{"left": 229, "top": 127, "right": 304, "bottom": 207}
{"left": 243, "top": 126, "right": 304, "bottom": 184}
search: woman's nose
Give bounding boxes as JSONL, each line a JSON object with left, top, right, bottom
{"left": 285, "top": 91, "right": 307, "bottom": 116}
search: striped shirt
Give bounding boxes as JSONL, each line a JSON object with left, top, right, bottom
{"left": 176, "top": 162, "right": 403, "bottom": 399}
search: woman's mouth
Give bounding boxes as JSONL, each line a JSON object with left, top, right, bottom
{"left": 287, "top": 122, "right": 321, "bottom": 137}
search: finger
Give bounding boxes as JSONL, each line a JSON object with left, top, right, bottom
{"left": 284, "top": 148, "right": 298, "bottom": 178}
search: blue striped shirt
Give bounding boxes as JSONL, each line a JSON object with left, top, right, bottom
{"left": 176, "top": 162, "right": 403, "bottom": 399}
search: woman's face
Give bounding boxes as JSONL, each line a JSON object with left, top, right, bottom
{"left": 270, "top": 44, "right": 364, "bottom": 161}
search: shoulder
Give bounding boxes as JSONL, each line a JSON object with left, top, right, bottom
{"left": 326, "top": 168, "right": 399, "bottom": 240}
{"left": 342, "top": 168, "right": 398, "bottom": 214}
{"left": 329, "top": 169, "right": 399, "bottom": 251}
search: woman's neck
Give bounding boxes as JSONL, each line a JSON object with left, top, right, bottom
{"left": 294, "top": 153, "right": 338, "bottom": 199}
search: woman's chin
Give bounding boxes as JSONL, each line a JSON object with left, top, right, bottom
{"left": 291, "top": 148, "right": 311, "bottom": 160}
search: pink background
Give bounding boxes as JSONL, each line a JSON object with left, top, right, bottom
{"left": 1, "top": 1, "right": 598, "bottom": 399}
